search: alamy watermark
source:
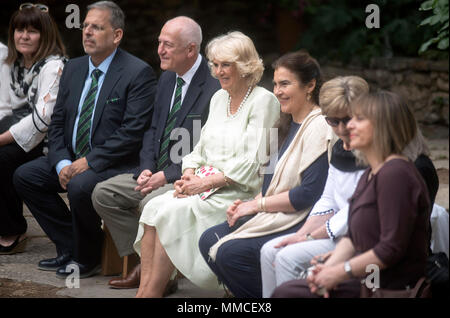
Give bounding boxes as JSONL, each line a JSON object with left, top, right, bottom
{"left": 366, "top": 4, "right": 380, "bottom": 29}
{"left": 64, "top": 263, "right": 80, "bottom": 289}
{"left": 65, "top": 4, "right": 81, "bottom": 29}
{"left": 165, "top": 120, "right": 280, "bottom": 175}
{"left": 362, "top": 264, "right": 380, "bottom": 291}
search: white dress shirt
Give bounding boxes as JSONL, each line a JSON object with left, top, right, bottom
{"left": 169, "top": 54, "right": 202, "bottom": 111}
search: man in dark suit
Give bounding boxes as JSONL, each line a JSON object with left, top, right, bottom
{"left": 91, "top": 16, "right": 220, "bottom": 289}
{"left": 13, "top": 1, "right": 157, "bottom": 278}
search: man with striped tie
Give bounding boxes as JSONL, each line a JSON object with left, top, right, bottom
{"left": 13, "top": 2, "right": 157, "bottom": 279}
{"left": 91, "top": 16, "right": 220, "bottom": 290}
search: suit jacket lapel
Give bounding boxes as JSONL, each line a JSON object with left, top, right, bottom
{"left": 91, "top": 49, "right": 123, "bottom": 135}
{"left": 68, "top": 58, "right": 89, "bottom": 133}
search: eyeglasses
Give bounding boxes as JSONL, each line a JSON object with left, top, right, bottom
{"left": 325, "top": 116, "right": 352, "bottom": 127}
{"left": 19, "top": 3, "right": 49, "bottom": 12}
{"left": 81, "top": 23, "right": 105, "bottom": 33}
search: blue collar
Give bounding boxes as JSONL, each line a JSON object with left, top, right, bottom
{"left": 88, "top": 48, "right": 117, "bottom": 75}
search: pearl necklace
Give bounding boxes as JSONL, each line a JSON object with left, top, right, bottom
{"left": 227, "top": 86, "right": 253, "bottom": 119}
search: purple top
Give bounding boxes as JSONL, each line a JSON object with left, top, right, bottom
{"left": 347, "top": 159, "right": 431, "bottom": 289}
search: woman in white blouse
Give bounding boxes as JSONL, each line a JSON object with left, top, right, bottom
{"left": 0, "top": 4, "right": 66, "bottom": 254}
{"left": 260, "top": 76, "right": 369, "bottom": 297}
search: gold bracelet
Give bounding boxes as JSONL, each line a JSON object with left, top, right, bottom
{"left": 261, "top": 197, "right": 267, "bottom": 212}
{"left": 223, "top": 174, "right": 230, "bottom": 186}
{"left": 258, "top": 198, "right": 263, "bottom": 211}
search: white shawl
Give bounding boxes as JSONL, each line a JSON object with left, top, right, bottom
{"left": 209, "top": 107, "right": 335, "bottom": 260}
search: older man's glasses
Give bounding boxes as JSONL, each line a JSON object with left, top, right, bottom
{"left": 325, "top": 116, "right": 352, "bottom": 127}
{"left": 19, "top": 3, "right": 49, "bottom": 12}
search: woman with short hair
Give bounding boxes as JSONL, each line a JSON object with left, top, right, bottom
{"left": 0, "top": 3, "right": 66, "bottom": 254}
{"left": 199, "top": 50, "right": 334, "bottom": 298}
{"left": 133, "top": 31, "right": 280, "bottom": 297}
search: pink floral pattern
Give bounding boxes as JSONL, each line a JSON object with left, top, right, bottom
{"left": 195, "top": 165, "right": 221, "bottom": 200}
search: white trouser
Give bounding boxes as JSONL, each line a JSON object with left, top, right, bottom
{"left": 260, "top": 234, "right": 336, "bottom": 298}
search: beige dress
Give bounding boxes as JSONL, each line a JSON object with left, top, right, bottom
{"left": 134, "top": 86, "right": 280, "bottom": 289}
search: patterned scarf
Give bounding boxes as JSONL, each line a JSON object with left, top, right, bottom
{"left": 9, "top": 55, "right": 67, "bottom": 130}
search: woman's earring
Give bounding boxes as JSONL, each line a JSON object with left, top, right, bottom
{"left": 306, "top": 92, "right": 311, "bottom": 101}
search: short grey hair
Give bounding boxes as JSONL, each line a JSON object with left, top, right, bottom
{"left": 166, "top": 16, "right": 202, "bottom": 53}
{"left": 87, "top": 1, "right": 125, "bottom": 31}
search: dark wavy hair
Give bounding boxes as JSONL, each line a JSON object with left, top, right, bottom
{"left": 272, "top": 50, "right": 322, "bottom": 147}
{"left": 6, "top": 6, "right": 66, "bottom": 65}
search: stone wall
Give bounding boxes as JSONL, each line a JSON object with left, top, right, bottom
{"left": 320, "top": 57, "right": 449, "bottom": 127}
{"left": 2, "top": 1, "right": 447, "bottom": 134}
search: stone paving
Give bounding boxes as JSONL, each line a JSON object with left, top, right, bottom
{"left": 0, "top": 139, "right": 448, "bottom": 298}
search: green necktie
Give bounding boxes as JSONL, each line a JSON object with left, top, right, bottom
{"left": 157, "top": 76, "right": 185, "bottom": 170}
{"left": 75, "top": 68, "right": 102, "bottom": 158}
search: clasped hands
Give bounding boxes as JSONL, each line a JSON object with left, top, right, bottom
{"left": 58, "top": 157, "right": 89, "bottom": 190}
{"left": 226, "top": 198, "right": 258, "bottom": 227}
{"left": 134, "top": 169, "right": 167, "bottom": 196}
{"left": 173, "top": 174, "right": 209, "bottom": 198}
{"left": 305, "top": 251, "right": 348, "bottom": 298}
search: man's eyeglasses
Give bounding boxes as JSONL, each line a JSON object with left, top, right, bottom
{"left": 19, "top": 3, "right": 49, "bottom": 12}
{"left": 325, "top": 116, "right": 352, "bottom": 127}
{"left": 81, "top": 23, "right": 105, "bottom": 33}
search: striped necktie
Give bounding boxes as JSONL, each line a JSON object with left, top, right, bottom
{"left": 75, "top": 68, "right": 102, "bottom": 158}
{"left": 157, "top": 76, "right": 185, "bottom": 170}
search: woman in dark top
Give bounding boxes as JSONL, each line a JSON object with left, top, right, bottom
{"left": 273, "top": 90, "right": 431, "bottom": 298}
{"left": 198, "top": 50, "right": 333, "bottom": 298}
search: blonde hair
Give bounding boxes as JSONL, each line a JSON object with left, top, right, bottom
{"left": 205, "top": 31, "right": 264, "bottom": 87}
{"left": 351, "top": 91, "right": 418, "bottom": 163}
{"left": 319, "top": 76, "right": 369, "bottom": 116}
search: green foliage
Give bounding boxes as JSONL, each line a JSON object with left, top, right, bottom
{"left": 295, "top": 0, "right": 437, "bottom": 64}
{"left": 418, "top": 0, "right": 449, "bottom": 54}
{"left": 276, "top": 0, "right": 301, "bottom": 10}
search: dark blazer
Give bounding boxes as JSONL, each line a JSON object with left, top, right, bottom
{"left": 136, "top": 56, "right": 220, "bottom": 183}
{"left": 48, "top": 48, "right": 157, "bottom": 175}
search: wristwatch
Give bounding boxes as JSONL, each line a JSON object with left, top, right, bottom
{"left": 306, "top": 233, "right": 315, "bottom": 241}
{"left": 344, "top": 261, "right": 355, "bottom": 278}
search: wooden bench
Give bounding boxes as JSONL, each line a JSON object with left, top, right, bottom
{"left": 101, "top": 225, "right": 138, "bottom": 277}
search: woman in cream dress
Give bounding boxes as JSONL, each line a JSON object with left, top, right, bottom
{"left": 134, "top": 31, "right": 280, "bottom": 297}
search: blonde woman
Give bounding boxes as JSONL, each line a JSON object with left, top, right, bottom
{"left": 133, "top": 31, "right": 280, "bottom": 297}
{"left": 199, "top": 50, "right": 334, "bottom": 298}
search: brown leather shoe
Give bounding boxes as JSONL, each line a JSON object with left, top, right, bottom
{"left": 108, "top": 263, "right": 141, "bottom": 289}
{"left": 108, "top": 263, "right": 179, "bottom": 296}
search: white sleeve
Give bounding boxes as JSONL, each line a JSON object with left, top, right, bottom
{"left": 9, "top": 59, "right": 64, "bottom": 152}
{"left": 0, "top": 45, "right": 11, "bottom": 121}
{"left": 326, "top": 203, "right": 349, "bottom": 240}
{"left": 308, "top": 164, "right": 340, "bottom": 217}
